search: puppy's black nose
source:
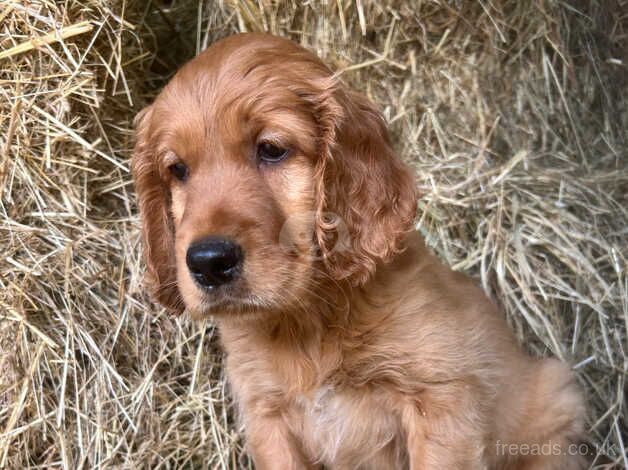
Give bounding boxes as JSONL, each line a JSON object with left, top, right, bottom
{"left": 186, "top": 237, "right": 243, "bottom": 288}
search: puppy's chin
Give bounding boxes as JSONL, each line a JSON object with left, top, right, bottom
{"left": 187, "top": 301, "right": 263, "bottom": 321}
{"left": 182, "top": 285, "right": 281, "bottom": 320}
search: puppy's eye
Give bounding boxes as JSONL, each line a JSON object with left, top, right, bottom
{"left": 169, "top": 162, "right": 189, "bottom": 181}
{"left": 257, "top": 142, "right": 289, "bottom": 163}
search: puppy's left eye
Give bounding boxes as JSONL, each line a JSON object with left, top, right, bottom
{"left": 257, "top": 142, "right": 289, "bottom": 163}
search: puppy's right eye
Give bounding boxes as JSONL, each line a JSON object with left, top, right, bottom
{"left": 169, "top": 162, "right": 189, "bottom": 181}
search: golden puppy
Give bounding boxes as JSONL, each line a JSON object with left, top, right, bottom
{"left": 132, "top": 33, "right": 586, "bottom": 469}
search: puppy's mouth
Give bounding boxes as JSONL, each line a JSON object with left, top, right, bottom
{"left": 184, "top": 272, "right": 272, "bottom": 315}
{"left": 189, "top": 288, "right": 269, "bottom": 318}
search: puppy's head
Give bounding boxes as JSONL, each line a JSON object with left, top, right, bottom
{"left": 132, "top": 33, "right": 416, "bottom": 317}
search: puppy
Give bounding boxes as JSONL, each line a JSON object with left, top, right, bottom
{"left": 132, "top": 33, "right": 586, "bottom": 469}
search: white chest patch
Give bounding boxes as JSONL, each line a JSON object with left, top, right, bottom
{"left": 296, "top": 385, "right": 402, "bottom": 468}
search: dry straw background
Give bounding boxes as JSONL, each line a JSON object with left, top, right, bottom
{"left": 1, "top": 0, "right": 626, "bottom": 468}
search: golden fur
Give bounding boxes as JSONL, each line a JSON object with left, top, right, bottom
{"left": 133, "top": 33, "right": 586, "bottom": 469}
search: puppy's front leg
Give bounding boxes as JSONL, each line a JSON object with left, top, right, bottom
{"left": 401, "top": 390, "right": 488, "bottom": 470}
{"left": 245, "top": 415, "right": 318, "bottom": 470}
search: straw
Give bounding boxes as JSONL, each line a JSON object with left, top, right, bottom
{"left": 1, "top": 1, "right": 625, "bottom": 468}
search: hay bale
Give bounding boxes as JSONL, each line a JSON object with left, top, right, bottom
{"left": 1, "top": 0, "right": 625, "bottom": 468}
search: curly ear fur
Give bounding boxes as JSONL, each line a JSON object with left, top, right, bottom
{"left": 132, "top": 106, "right": 183, "bottom": 313}
{"left": 314, "top": 83, "right": 418, "bottom": 285}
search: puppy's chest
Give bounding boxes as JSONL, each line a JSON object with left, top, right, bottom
{"left": 292, "top": 385, "right": 403, "bottom": 468}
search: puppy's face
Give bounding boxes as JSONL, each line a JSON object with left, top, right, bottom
{"left": 133, "top": 34, "right": 417, "bottom": 318}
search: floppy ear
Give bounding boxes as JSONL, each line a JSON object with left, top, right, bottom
{"left": 313, "top": 84, "right": 417, "bottom": 285}
{"left": 132, "top": 106, "right": 183, "bottom": 313}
